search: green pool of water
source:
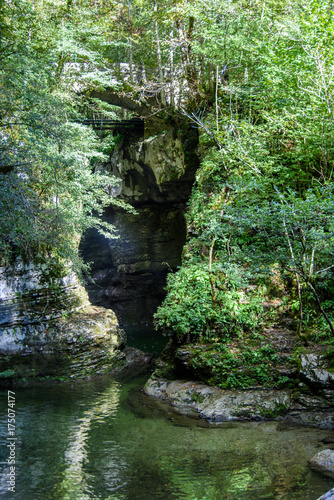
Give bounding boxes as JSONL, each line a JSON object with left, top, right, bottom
{"left": 124, "top": 327, "right": 169, "bottom": 355}
{"left": 0, "top": 332, "right": 333, "bottom": 499}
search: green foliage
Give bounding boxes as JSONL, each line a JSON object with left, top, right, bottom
{"left": 0, "top": 0, "right": 133, "bottom": 273}
{"left": 3, "top": 0, "right": 334, "bottom": 389}
{"left": 224, "top": 184, "right": 334, "bottom": 332}
{"left": 155, "top": 0, "right": 334, "bottom": 348}
{"left": 189, "top": 342, "right": 294, "bottom": 390}
{"left": 154, "top": 262, "right": 264, "bottom": 339}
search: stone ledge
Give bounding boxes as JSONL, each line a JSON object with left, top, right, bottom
{"left": 144, "top": 377, "right": 334, "bottom": 429}
{"left": 309, "top": 449, "right": 334, "bottom": 479}
{"left": 144, "top": 378, "right": 291, "bottom": 422}
{"left": 0, "top": 261, "right": 128, "bottom": 382}
{"left": 316, "top": 487, "right": 334, "bottom": 500}
{"left": 301, "top": 354, "right": 334, "bottom": 388}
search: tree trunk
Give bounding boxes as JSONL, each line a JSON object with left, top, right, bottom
{"left": 307, "top": 281, "right": 334, "bottom": 336}
{"left": 154, "top": 0, "right": 166, "bottom": 105}
{"left": 208, "top": 189, "right": 230, "bottom": 306}
{"left": 282, "top": 212, "right": 303, "bottom": 334}
{"left": 175, "top": 16, "right": 199, "bottom": 105}
{"left": 169, "top": 28, "right": 174, "bottom": 106}
{"left": 215, "top": 65, "right": 219, "bottom": 133}
{"left": 127, "top": 0, "right": 133, "bottom": 84}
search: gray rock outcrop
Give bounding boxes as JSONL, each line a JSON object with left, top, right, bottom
{"left": 110, "top": 129, "right": 192, "bottom": 202}
{"left": 309, "top": 449, "right": 334, "bottom": 479}
{"left": 81, "top": 125, "right": 199, "bottom": 326}
{"left": 144, "top": 376, "right": 334, "bottom": 428}
{"left": 316, "top": 488, "right": 334, "bottom": 500}
{"left": 0, "top": 260, "right": 127, "bottom": 381}
{"left": 301, "top": 354, "right": 334, "bottom": 388}
{"left": 144, "top": 378, "right": 291, "bottom": 422}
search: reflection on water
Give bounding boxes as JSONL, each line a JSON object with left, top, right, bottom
{"left": 0, "top": 371, "right": 333, "bottom": 499}
{"left": 58, "top": 382, "right": 123, "bottom": 499}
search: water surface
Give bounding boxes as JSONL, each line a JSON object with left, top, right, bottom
{"left": 0, "top": 333, "right": 333, "bottom": 499}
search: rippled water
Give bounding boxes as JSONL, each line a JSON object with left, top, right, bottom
{"left": 0, "top": 332, "right": 333, "bottom": 499}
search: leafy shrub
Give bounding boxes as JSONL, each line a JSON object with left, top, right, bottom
{"left": 154, "top": 262, "right": 264, "bottom": 339}
{"left": 190, "top": 343, "right": 294, "bottom": 389}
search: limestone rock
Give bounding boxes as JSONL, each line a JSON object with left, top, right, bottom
{"left": 282, "top": 410, "right": 334, "bottom": 430}
{"left": 144, "top": 378, "right": 291, "bottom": 422}
{"left": 144, "top": 376, "right": 334, "bottom": 428}
{"left": 121, "top": 346, "right": 155, "bottom": 376}
{"left": 309, "top": 449, "right": 334, "bottom": 479}
{"left": 82, "top": 202, "right": 187, "bottom": 326}
{"left": 81, "top": 126, "right": 199, "bottom": 326}
{"left": 0, "top": 261, "right": 126, "bottom": 381}
{"left": 110, "top": 130, "right": 192, "bottom": 202}
{"left": 317, "top": 488, "right": 334, "bottom": 500}
{"left": 300, "top": 354, "right": 334, "bottom": 388}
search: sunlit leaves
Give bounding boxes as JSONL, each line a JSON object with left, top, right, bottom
{"left": 0, "top": 0, "right": 131, "bottom": 272}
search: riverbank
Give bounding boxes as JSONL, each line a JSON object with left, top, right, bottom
{"left": 145, "top": 377, "right": 334, "bottom": 429}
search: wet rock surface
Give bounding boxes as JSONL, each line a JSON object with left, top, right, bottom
{"left": 144, "top": 378, "right": 292, "bottom": 422}
{"left": 121, "top": 346, "right": 156, "bottom": 376}
{"left": 317, "top": 487, "right": 334, "bottom": 500}
{"left": 309, "top": 449, "right": 334, "bottom": 478}
{"left": 301, "top": 354, "right": 334, "bottom": 388}
{"left": 82, "top": 201, "right": 186, "bottom": 327}
{"left": 81, "top": 127, "right": 198, "bottom": 327}
{"left": 144, "top": 321, "right": 334, "bottom": 430}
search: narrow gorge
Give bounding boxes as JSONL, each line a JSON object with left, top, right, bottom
{"left": 80, "top": 122, "right": 199, "bottom": 327}
{"left": 0, "top": 117, "right": 199, "bottom": 381}
{"left": 2, "top": 1, "right": 334, "bottom": 497}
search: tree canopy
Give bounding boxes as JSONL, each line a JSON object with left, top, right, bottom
{"left": 152, "top": 0, "right": 334, "bottom": 351}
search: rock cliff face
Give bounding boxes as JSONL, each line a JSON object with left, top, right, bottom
{"left": 0, "top": 122, "right": 197, "bottom": 382}
{"left": 0, "top": 260, "right": 126, "bottom": 382}
{"left": 81, "top": 125, "right": 199, "bottom": 326}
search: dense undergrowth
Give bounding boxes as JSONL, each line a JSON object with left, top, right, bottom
{"left": 154, "top": 0, "right": 334, "bottom": 388}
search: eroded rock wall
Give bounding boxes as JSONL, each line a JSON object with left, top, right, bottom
{"left": 0, "top": 260, "right": 126, "bottom": 381}
{"left": 110, "top": 129, "right": 195, "bottom": 203}
{"left": 81, "top": 125, "right": 198, "bottom": 326}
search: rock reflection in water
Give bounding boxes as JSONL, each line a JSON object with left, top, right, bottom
{"left": 0, "top": 373, "right": 333, "bottom": 500}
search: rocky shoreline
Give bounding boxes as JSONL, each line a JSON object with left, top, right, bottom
{"left": 142, "top": 326, "right": 334, "bottom": 430}
{"left": 143, "top": 342, "right": 334, "bottom": 499}
{"left": 144, "top": 373, "right": 334, "bottom": 499}
{"left": 144, "top": 376, "right": 334, "bottom": 428}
